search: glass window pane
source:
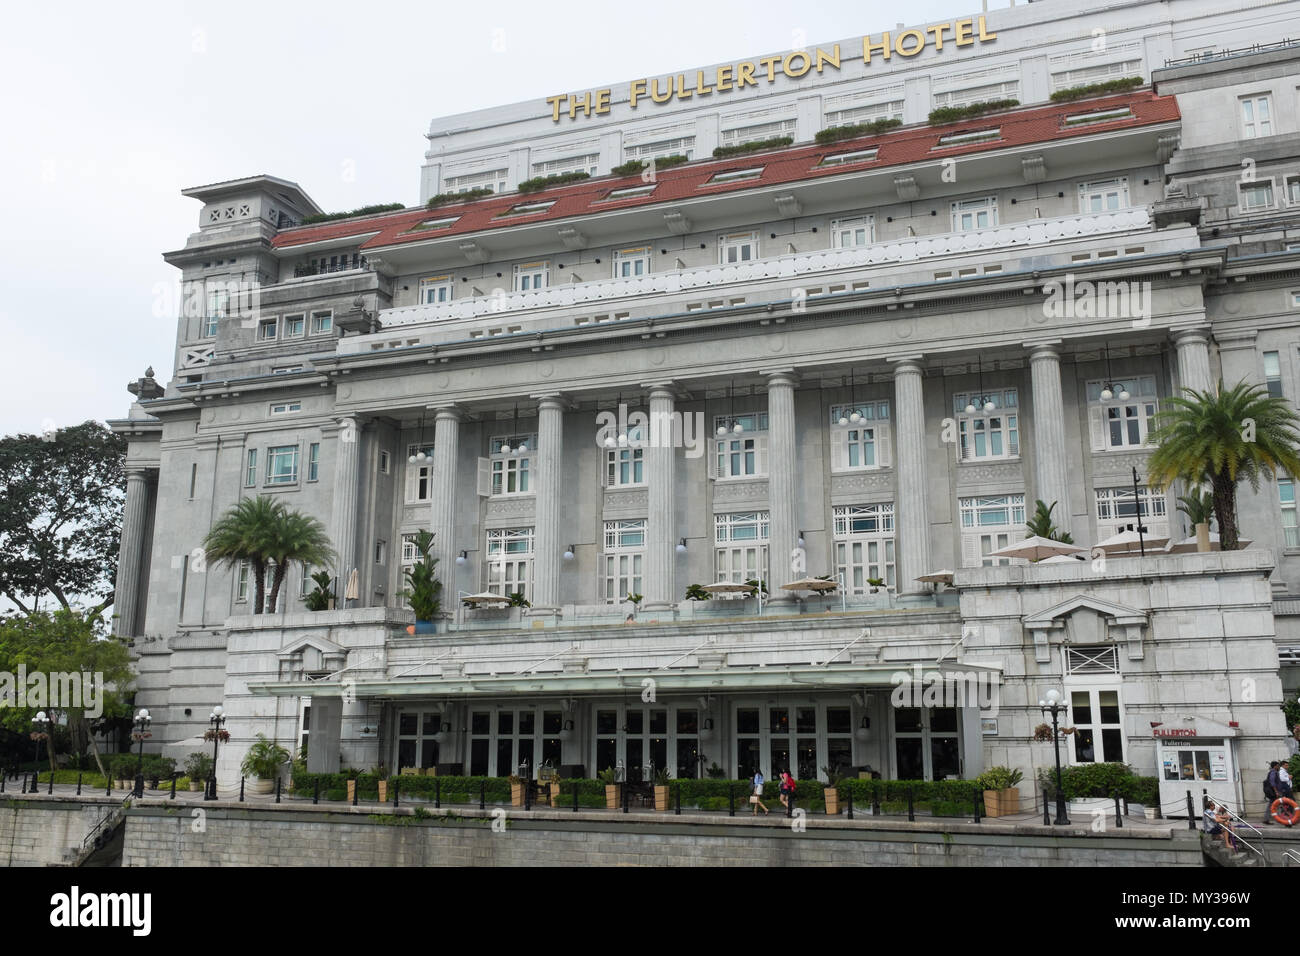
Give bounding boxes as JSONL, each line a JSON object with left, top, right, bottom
{"left": 1072, "top": 691, "right": 1092, "bottom": 725}
{"left": 399, "top": 714, "right": 418, "bottom": 735}
{"left": 1098, "top": 691, "right": 1120, "bottom": 724}
{"left": 895, "top": 708, "right": 922, "bottom": 733}
{"left": 1101, "top": 728, "right": 1123, "bottom": 764}
{"left": 677, "top": 709, "right": 698, "bottom": 735}
{"left": 625, "top": 710, "right": 643, "bottom": 735}
{"left": 769, "top": 708, "right": 789, "bottom": 734}
{"left": 737, "top": 708, "right": 760, "bottom": 734}
{"left": 471, "top": 712, "right": 490, "bottom": 735}
{"left": 896, "top": 738, "right": 923, "bottom": 780}
{"left": 519, "top": 711, "right": 535, "bottom": 735}
{"left": 596, "top": 710, "right": 617, "bottom": 735}
{"left": 649, "top": 709, "right": 667, "bottom": 734}
{"left": 543, "top": 710, "right": 562, "bottom": 734}
{"left": 1074, "top": 728, "right": 1096, "bottom": 762}
{"left": 931, "top": 736, "right": 961, "bottom": 781}
{"left": 931, "top": 708, "right": 958, "bottom": 733}
{"left": 797, "top": 708, "right": 817, "bottom": 734}
{"left": 826, "top": 707, "right": 851, "bottom": 734}
{"left": 497, "top": 712, "right": 513, "bottom": 735}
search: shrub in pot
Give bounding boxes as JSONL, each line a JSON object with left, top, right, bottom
{"left": 598, "top": 767, "right": 622, "bottom": 809}
{"left": 402, "top": 530, "right": 442, "bottom": 634}
{"left": 239, "top": 734, "right": 290, "bottom": 794}
{"left": 822, "top": 765, "right": 846, "bottom": 815}
{"left": 653, "top": 768, "right": 672, "bottom": 811}
{"left": 976, "top": 766, "right": 1024, "bottom": 817}
{"left": 184, "top": 752, "right": 213, "bottom": 792}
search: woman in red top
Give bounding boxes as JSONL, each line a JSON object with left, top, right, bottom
{"left": 778, "top": 770, "right": 796, "bottom": 808}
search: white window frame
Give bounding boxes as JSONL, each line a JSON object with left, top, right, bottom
{"left": 959, "top": 495, "right": 1026, "bottom": 567}
{"left": 951, "top": 196, "right": 998, "bottom": 231}
{"left": 1078, "top": 178, "right": 1129, "bottom": 214}
{"left": 829, "top": 402, "right": 891, "bottom": 472}
{"left": 490, "top": 434, "right": 536, "bottom": 496}
{"left": 311, "top": 310, "right": 333, "bottom": 335}
{"left": 1240, "top": 179, "right": 1275, "bottom": 212}
{"left": 953, "top": 388, "right": 1019, "bottom": 462}
{"left": 1280, "top": 478, "right": 1298, "bottom": 549}
{"left": 830, "top": 216, "right": 875, "bottom": 248}
{"left": 245, "top": 448, "right": 257, "bottom": 488}
{"left": 532, "top": 152, "right": 600, "bottom": 177}
{"left": 604, "top": 442, "right": 645, "bottom": 487}
{"left": 307, "top": 442, "right": 320, "bottom": 482}
{"left": 1240, "top": 94, "right": 1273, "bottom": 139}
{"left": 932, "top": 80, "right": 1018, "bottom": 109}
{"left": 266, "top": 445, "right": 299, "bottom": 485}
{"left": 624, "top": 136, "right": 695, "bottom": 162}
{"left": 711, "top": 413, "right": 769, "bottom": 479}
{"left": 270, "top": 400, "right": 302, "bottom": 416}
{"left": 513, "top": 261, "right": 550, "bottom": 292}
{"left": 283, "top": 313, "right": 305, "bottom": 338}
{"left": 1086, "top": 376, "right": 1159, "bottom": 451}
{"left": 600, "top": 519, "right": 646, "bottom": 603}
{"left": 612, "top": 246, "right": 651, "bottom": 278}
{"left": 405, "top": 444, "right": 435, "bottom": 502}
{"left": 204, "top": 287, "right": 227, "bottom": 338}
{"left": 1264, "top": 350, "right": 1284, "bottom": 398}
{"left": 379, "top": 450, "right": 391, "bottom": 475}
{"left": 418, "top": 275, "right": 453, "bottom": 305}
{"left": 485, "top": 527, "right": 534, "bottom": 597}
{"left": 1286, "top": 175, "right": 1300, "bottom": 206}
{"left": 833, "top": 504, "right": 896, "bottom": 593}
{"left": 257, "top": 318, "right": 277, "bottom": 341}
{"left": 714, "top": 512, "right": 769, "bottom": 585}
{"left": 708, "top": 169, "right": 764, "bottom": 187}
{"left": 443, "top": 168, "right": 508, "bottom": 194}
{"left": 718, "top": 231, "right": 760, "bottom": 264}
{"left": 1066, "top": 685, "right": 1125, "bottom": 765}
{"left": 719, "top": 118, "right": 795, "bottom": 146}
{"left": 1095, "top": 486, "right": 1170, "bottom": 539}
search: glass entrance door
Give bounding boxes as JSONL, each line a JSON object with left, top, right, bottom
{"left": 893, "top": 706, "right": 961, "bottom": 780}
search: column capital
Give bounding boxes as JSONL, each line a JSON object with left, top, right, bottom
{"left": 759, "top": 367, "right": 799, "bottom": 385}
{"left": 1024, "top": 340, "right": 1064, "bottom": 361}
{"left": 887, "top": 355, "right": 925, "bottom": 377}
{"left": 429, "top": 404, "right": 465, "bottom": 422}
{"left": 1170, "top": 325, "right": 1212, "bottom": 346}
{"left": 124, "top": 467, "right": 151, "bottom": 482}
{"left": 641, "top": 381, "right": 688, "bottom": 401}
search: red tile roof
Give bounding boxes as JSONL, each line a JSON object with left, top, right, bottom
{"left": 271, "top": 91, "right": 1179, "bottom": 254}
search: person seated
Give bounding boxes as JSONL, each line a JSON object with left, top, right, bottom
{"left": 1213, "top": 804, "right": 1236, "bottom": 851}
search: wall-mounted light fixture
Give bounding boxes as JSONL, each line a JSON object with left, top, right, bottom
{"left": 455, "top": 550, "right": 468, "bottom": 565}
{"left": 563, "top": 545, "right": 575, "bottom": 561}
{"left": 676, "top": 538, "right": 687, "bottom": 554}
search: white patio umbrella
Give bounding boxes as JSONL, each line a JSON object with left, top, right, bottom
{"left": 1163, "top": 532, "right": 1251, "bottom": 553}
{"left": 780, "top": 577, "right": 838, "bottom": 592}
{"left": 1038, "top": 553, "right": 1086, "bottom": 564}
{"left": 987, "top": 536, "right": 1087, "bottom": 561}
{"left": 462, "top": 591, "right": 512, "bottom": 606}
{"left": 915, "top": 570, "right": 955, "bottom": 584}
{"left": 699, "top": 580, "right": 757, "bottom": 595}
{"left": 344, "top": 568, "right": 360, "bottom": 601}
{"left": 1093, "top": 528, "right": 1171, "bottom": 554}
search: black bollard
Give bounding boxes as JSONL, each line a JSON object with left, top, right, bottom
{"left": 525, "top": 779, "right": 532, "bottom": 812}
{"left": 1186, "top": 791, "right": 1196, "bottom": 830}
{"left": 729, "top": 784, "right": 735, "bottom": 817}
{"left": 906, "top": 786, "right": 914, "bottom": 822}
{"left": 973, "top": 790, "right": 981, "bottom": 824}
{"left": 275, "top": 777, "right": 281, "bottom": 804}
{"left": 1043, "top": 789, "right": 1051, "bottom": 826}
{"left": 106, "top": 775, "right": 111, "bottom": 797}
{"left": 479, "top": 779, "right": 485, "bottom": 810}
{"left": 47, "top": 773, "right": 53, "bottom": 795}
{"left": 572, "top": 782, "right": 579, "bottom": 813}
{"left": 394, "top": 778, "right": 400, "bottom": 809}
{"left": 847, "top": 787, "right": 854, "bottom": 820}
{"left": 77, "top": 774, "right": 83, "bottom": 797}
{"left": 622, "top": 782, "right": 628, "bottom": 814}
{"left": 352, "top": 778, "right": 358, "bottom": 807}
{"left": 786, "top": 787, "right": 793, "bottom": 818}
{"left": 1113, "top": 791, "right": 1123, "bottom": 828}
{"left": 872, "top": 783, "right": 880, "bottom": 816}
{"left": 1, "top": 772, "right": 5, "bottom": 794}
{"left": 435, "top": 777, "right": 441, "bottom": 809}
{"left": 170, "top": 775, "right": 176, "bottom": 800}
{"left": 313, "top": 779, "right": 320, "bottom": 805}
{"left": 675, "top": 783, "right": 681, "bottom": 816}
{"left": 240, "top": 777, "right": 246, "bottom": 803}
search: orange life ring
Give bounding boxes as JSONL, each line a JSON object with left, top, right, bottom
{"left": 1271, "top": 796, "right": 1298, "bottom": 826}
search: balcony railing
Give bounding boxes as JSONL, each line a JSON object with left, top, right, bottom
{"left": 293, "top": 259, "right": 368, "bottom": 279}
{"left": 379, "top": 206, "right": 1151, "bottom": 330}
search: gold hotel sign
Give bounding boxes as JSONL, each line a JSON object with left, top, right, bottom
{"left": 546, "top": 17, "right": 997, "bottom": 122}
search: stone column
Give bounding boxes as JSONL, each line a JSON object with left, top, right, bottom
{"left": 1173, "top": 327, "right": 1213, "bottom": 396}
{"left": 428, "top": 406, "right": 462, "bottom": 585}
{"left": 1028, "top": 342, "right": 1072, "bottom": 537}
{"left": 891, "top": 358, "right": 931, "bottom": 595}
{"left": 765, "top": 371, "right": 799, "bottom": 598}
{"left": 532, "top": 395, "right": 565, "bottom": 609}
{"left": 329, "top": 416, "right": 361, "bottom": 584}
{"left": 645, "top": 386, "right": 677, "bottom": 607}
{"left": 113, "top": 467, "right": 151, "bottom": 637}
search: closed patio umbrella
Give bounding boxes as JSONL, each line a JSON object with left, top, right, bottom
{"left": 344, "top": 568, "right": 360, "bottom": 601}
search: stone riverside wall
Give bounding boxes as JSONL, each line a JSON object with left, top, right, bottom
{"left": 120, "top": 802, "right": 1203, "bottom": 867}
{"left": 0, "top": 797, "right": 122, "bottom": 867}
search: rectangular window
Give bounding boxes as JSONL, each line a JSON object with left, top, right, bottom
{"left": 300, "top": 563, "right": 314, "bottom": 599}
{"left": 500, "top": 200, "right": 556, "bottom": 218}
{"left": 1087, "top": 376, "right": 1158, "bottom": 451}
{"left": 418, "top": 275, "right": 453, "bottom": 305}
{"left": 204, "top": 286, "right": 227, "bottom": 338}
{"left": 1049, "top": 58, "right": 1141, "bottom": 92}
{"left": 311, "top": 311, "right": 333, "bottom": 335}
{"left": 283, "top": 314, "right": 305, "bottom": 338}
{"left": 513, "top": 261, "right": 549, "bottom": 292}
{"left": 1078, "top": 178, "right": 1129, "bottom": 213}
{"left": 612, "top": 246, "right": 651, "bottom": 278}
{"left": 719, "top": 119, "right": 795, "bottom": 146}
{"left": 1241, "top": 94, "right": 1273, "bottom": 138}
{"left": 833, "top": 504, "right": 896, "bottom": 592}
{"left": 605, "top": 444, "right": 645, "bottom": 487}
{"left": 932, "top": 80, "right": 1018, "bottom": 109}
{"left": 443, "top": 168, "right": 508, "bottom": 194}
{"left": 405, "top": 444, "right": 435, "bottom": 501}
{"left": 1070, "top": 689, "right": 1123, "bottom": 764}
{"left": 712, "top": 413, "right": 769, "bottom": 479}
{"left": 601, "top": 185, "right": 656, "bottom": 202}
{"left": 1095, "top": 486, "right": 1169, "bottom": 539}
{"left": 1281, "top": 479, "right": 1298, "bottom": 549}
{"left": 375, "top": 539, "right": 387, "bottom": 566}
{"left": 490, "top": 434, "right": 536, "bottom": 496}
{"left": 531, "top": 152, "right": 600, "bottom": 177}
{"left": 707, "top": 168, "right": 764, "bottom": 187}
{"left": 245, "top": 449, "right": 257, "bottom": 488}
{"left": 830, "top": 216, "right": 874, "bottom": 248}
{"left": 257, "top": 319, "right": 277, "bottom": 341}
{"left": 953, "top": 389, "right": 1019, "bottom": 461}
{"left": 486, "top": 528, "right": 534, "bottom": 597}
{"left": 1240, "top": 180, "right": 1275, "bottom": 211}
{"left": 1288, "top": 176, "right": 1300, "bottom": 205}
{"left": 823, "top": 96, "right": 904, "bottom": 127}
{"left": 959, "top": 495, "right": 1026, "bottom": 568}
{"left": 237, "top": 561, "right": 249, "bottom": 603}
{"left": 624, "top": 136, "right": 695, "bottom": 161}
{"left": 935, "top": 127, "right": 1001, "bottom": 148}
{"left": 270, "top": 401, "right": 302, "bottom": 416}
{"left": 1265, "top": 351, "right": 1283, "bottom": 398}
{"left": 307, "top": 443, "right": 320, "bottom": 482}
{"left": 951, "top": 197, "right": 998, "bottom": 231}
{"left": 715, "top": 511, "right": 769, "bottom": 585}
{"left": 189, "top": 462, "right": 197, "bottom": 499}
{"left": 819, "top": 148, "right": 879, "bottom": 168}
{"left": 601, "top": 519, "right": 645, "bottom": 603}
{"left": 829, "top": 402, "right": 891, "bottom": 471}
{"left": 266, "top": 445, "right": 298, "bottom": 485}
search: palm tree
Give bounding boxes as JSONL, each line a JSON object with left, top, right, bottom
{"left": 204, "top": 497, "right": 335, "bottom": 613}
{"left": 1025, "top": 499, "right": 1073, "bottom": 544}
{"left": 1175, "top": 488, "right": 1216, "bottom": 536}
{"left": 1147, "top": 380, "right": 1300, "bottom": 551}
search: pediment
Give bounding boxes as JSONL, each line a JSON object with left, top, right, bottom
{"left": 1024, "top": 594, "right": 1147, "bottom": 630}
{"left": 278, "top": 634, "right": 347, "bottom": 659}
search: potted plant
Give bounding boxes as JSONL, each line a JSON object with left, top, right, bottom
{"left": 402, "top": 530, "right": 442, "bottom": 634}
{"left": 303, "top": 571, "right": 335, "bottom": 611}
{"left": 507, "top": 591, "right": 531, "bottom": 608}
{"left": 976, "top": 766, "right": 1024, "bottom": 817}
{"left": 509, "top": 773, "right": 527, "bottom": 807}
{"left": 239, "top": 734, "right": 290, "bottom": 794}
{"left": 598, "top": 767, "right": 622, "bottom": 809}
{"left": 653, "top": 767, "right": 672, "bottom": 810}
{"left": 867, "top": 577, "right": 885, "bottom": 593}
{"left": 184, "top": 752, "right": 212, "bottom": 792}
{"left": 376, "top": 764, "right": 389, "bottom": 803}
{"left": 343, "top": 768, "right": 361, "bottom": 802}
{"left": 111, "top": 754, "right": 134, "bottom": 790}
{"left": 684, "top": 584, "right": 712, "bottom": 601}
{"left": 822, "top": 765, "right": 845, "bottom": 815}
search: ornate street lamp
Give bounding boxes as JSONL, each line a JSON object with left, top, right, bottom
{"left": 204, "top": 705, "right": 227, "bottom": 801}
{"left": 1038, "top": 689, "right": 1071, "bottom": 826}
{"left": 132, "top": 708, "right": 151, "bottom": 797}
{"left": 29, "top": 711, "right": 50, "bottom": 792}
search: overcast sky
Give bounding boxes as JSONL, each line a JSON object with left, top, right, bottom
{"left": 0, "top": 0, "right": 971, "bottom": 439}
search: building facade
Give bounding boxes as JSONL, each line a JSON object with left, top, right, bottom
{"left": 111, "top": 0, "right": 1300, "bottom": 809}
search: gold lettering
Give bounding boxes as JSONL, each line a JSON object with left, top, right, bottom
{"left": 977, "top": 15, "right": 997, "bottom": 40}
{"left": 954, "top": 19, "right": 974, "bottom": 46}
{"left": 894, "top": 29, "right": 925, "bottom": 56}
{"left": 567, "top": 91, "right": 593, "bottom": 119}
{"left": 736, "top": 61, "right": 758, "bottom": 88}
{"left": 784, "top": 51, "right": 811, "bottom": 77}
{"left": 715, "top": 65, "right": 734, "bottom": 92}
{"left": 758, "top": 55, "right": 781, "bottom": 81}
{"left": 693, "top": 70, "right": 713, "bottom": 96}
{"left": 629, "top": 79, "right": 648, "bottom": 109}
{"left": 675, "top": 73, "right": 693, "bottom": 99}
{"left": 926, "top": 23, "right": 950, "bottom": 50}
{"left": 815, "top": 44, "right": 841, "bottom": 73}
{"left": 594, "top": 88, "right": 612, "bottom": 114}
{"left": 649, "top": 77, "right": 673, "bottom": 104}
{"left": 863, "top": 32, "right": 892, "bottom": 63}
{"left": 546, "top": 94, "right": 567, "bottom": 123}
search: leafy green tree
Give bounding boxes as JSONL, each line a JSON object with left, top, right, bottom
{"left": 0, "top": 609, "right": 134, "bottom": 775}
{"left": 0, "top": 422, "right": 126, "bottom": 614}
{"left": 1025, "top": 499, "right": 1073, "bottom": 543}
{"left": 203, "top": 497, "right": 334, "bottom": 614}
{"left": 1147, "top": 381, "right": 1300, "bottom": 551}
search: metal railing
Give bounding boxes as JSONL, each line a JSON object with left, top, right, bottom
{"left": 1164, "top": 39, "right": 1297, "bottom": 67}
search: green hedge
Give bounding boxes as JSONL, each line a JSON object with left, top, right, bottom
{"left": 301, "top": 202, "right": 405, "bottom": 225}
{"left": 928, "top": 99, "right": 1020, "bottom": 125}
{"left": 711, "top": 136, "right": 794, "bottom": 159}
{"left": 815, "top": 117, "right": 902, "bottom": 145}
{"left": 1035, "top": 762, "right": 1157, "bottom": 802}
{"left": 426, "top": 188, "right": 493, "bottom": 208}
{"left": 1050, "top": 76, "right": 1144, "bottom": 102}
{"left": 517, "top": 171, "right": 591, "bottom": 193}
{"left": 610, "top": 154, "right": 690, "bottom": 177}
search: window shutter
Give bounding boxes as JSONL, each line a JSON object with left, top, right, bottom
{"left": 599, "top": 451, "right": 609, "bottom": 488}
{"left": 756, "top": 435, "right": 768, "bottom": 477}
{"left": 476, "top": 457, "right": 492, "bottom": 497}
{"left": 1008, "top": 419, "right": 1020, "bottom": 458}
{"left": 1088, "top": 406, "right": 1107, "bottom": 452}
{"left": 830, "top": 428, "right": 845, "bottom": 472}
{"left": 707, "top": 440, "right": 718, "bottom": 479}
{"left": 876, "top": 424, "right": 892, "bottom": 468}
{"left": 961, "top": 534, "right": 981, "bottom": 568}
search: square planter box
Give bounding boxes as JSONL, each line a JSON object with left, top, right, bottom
{"left": 825, "top": 788, "right": 841, "bottom": 815}
{"left": 983, "top": 788, "right": 1020, "bottom": 817}
{"left": 605, "top": 784, "right": 622, "bottom": 809}
{"left": 654, "top": 785, "right": 670, "bottom": 811}
{"left": 511, "top": 781, "right": 526, "bottom": 806}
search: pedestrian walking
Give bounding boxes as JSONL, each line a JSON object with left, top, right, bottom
{"left": 1264, "top": 761, "right": 1282, "bottom": 824}
{"left": 750, "top": 769, "right": 769, "bottom": 815}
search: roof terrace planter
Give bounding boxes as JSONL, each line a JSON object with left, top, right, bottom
{"left": 928, "top": 98, "right": 1020, "bottom": 125}
{"left": 610, "top": 154, "right": 689, "bottom": 177}
{"left": 814, "top": 117, "right": 902, "bottom": 145}
{"left": 516, "top": 170, "right": 591, "bottom": 194}
{"left": 426, "top": 187, "right": 493, "bottom": 209}
{"left": 1049, "top": 76, "right": 1144, "bottom": 102}
{"left": 711, "top": 136, "right": 794, "bottom": 159}
{"left": 300, "top": 202, "right": 405, "bottom": 225}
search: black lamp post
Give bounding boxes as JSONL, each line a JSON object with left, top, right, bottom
{"left": 1039, "top": 689, "right": 1070, "bottom": 825}
{"left": 132, "top": 708, "right": 151, "bottom": 797}
{"left": 30, "top": 711, "right": 50, "bottom": 792}
{"left": 1131, "top": 466, "right": 1147, "bottom": 557}
{"left": 205, "top": 705, "right": 226, "bottom": 801}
